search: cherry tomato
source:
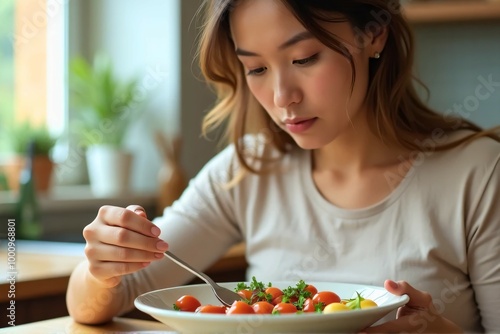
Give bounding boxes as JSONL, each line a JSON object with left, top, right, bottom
{"left": 226, "top": 301, "right": 255, "bottom": 315}
{"left": 273, "top": 295, "right": 298, "bottom": 305}
{"left": 323, "top": 302, "right": 350, "bottom": 313}
{"left": 304, "top": 284, "right": 318, "bottom": 297}
{"left": 360, "top": 299, "right": 378, "bottom": 309}
{"left": 273, "top": 302, "right": 298, "bottom": 314}
{"left": 312, "top": 291, "right": 341, "bottom": 310}
{"left": 252, "top": 301, "right": 275, "bottom": 314}
{"left": 302, "top": 298, "right": 316, "bottom": 313}
{"left": 271, "top": 295, "right": 283, "bottom": 305}
{"left": 174, "top": 295, "right": 201, "bottom": 312}
{"left": 237, "top": 289, "right": 252, "bottom": 300}
{"left": 195, "top": 305, "right": 227, "bottom": 314}
{"left": 265, "top": 287, "right": 283, "bottom": 301}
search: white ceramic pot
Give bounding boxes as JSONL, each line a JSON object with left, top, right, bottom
{"left": 86, "top": 145, "right": 133, "bottom": 197}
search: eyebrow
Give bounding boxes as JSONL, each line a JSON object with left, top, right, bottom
{"left": 235, "top": 31, "right": 314, "bottom": 57}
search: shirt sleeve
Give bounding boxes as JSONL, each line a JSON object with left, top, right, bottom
{"left": 116, "top": 144, "right": 243, "bottom": 315}
{"left": 466, "top": 153, "right": 500, "bottom": 332}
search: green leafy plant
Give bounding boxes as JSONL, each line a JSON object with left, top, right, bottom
{"left": 69, "top": 54, "right": 142, "bottom": 148}
{"left": 8, "top": 122, "right": 57, "bottom": 156}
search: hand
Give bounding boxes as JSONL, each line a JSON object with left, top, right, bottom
{"left": 83, "top": 205, "right": 168, "bottom": 288}
{"left": 364, "top": 280, "right": 462, "bottom": 333}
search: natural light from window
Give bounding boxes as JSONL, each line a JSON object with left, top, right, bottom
{"left": 0, "top": 0, "right": 66, "bottom": 191}
{"left": 0, "top": 0, "right": 15, "bottom": 154}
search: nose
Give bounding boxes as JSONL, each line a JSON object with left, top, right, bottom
{"left": 273, "top": 73, "right": 302, "bottom": 108}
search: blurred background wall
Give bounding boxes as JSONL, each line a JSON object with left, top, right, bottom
{"left": 66, "top": 1, "right": 500, "bottom": 188}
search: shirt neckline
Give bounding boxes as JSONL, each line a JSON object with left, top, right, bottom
{"left": 299, "top": 149, "right": 419, "bottom": 219}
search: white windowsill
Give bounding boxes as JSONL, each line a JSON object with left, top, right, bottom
{"left": 0, "top": 184, "right": 157, "bottom": 214}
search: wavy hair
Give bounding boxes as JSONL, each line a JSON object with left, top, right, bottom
{"left": 197, "top": 0, "right": 499, "bottom": 181}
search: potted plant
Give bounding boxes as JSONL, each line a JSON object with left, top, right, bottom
{"left": 2, "top": 122, "right": 57, "bottom": 193}
{"left": 69, "top": 54, "right": 142, "bottom": 197}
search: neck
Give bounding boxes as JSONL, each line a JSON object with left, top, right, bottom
{"left": 312, "top": 115, "right": 408, "bottom": 174}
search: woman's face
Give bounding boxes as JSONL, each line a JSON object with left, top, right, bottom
{"left": 230, "top": 0, "right": 379, "bottom": 150}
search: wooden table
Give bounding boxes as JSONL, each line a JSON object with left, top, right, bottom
{"left": 0, "top": 240, "right": 247, "bottom": 327}
{"left": 0, "top": 316, "right": 175, "bottom": 333}
{"left": 0, "top": 241, "right": 86, "bottom": 327}
{"left": 0, "top": 241, "right": 86, "bottom": 302}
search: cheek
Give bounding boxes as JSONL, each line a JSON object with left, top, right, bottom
{"left": 247, "top": 80, "right": 273, "bottom": 109}
{"left": 309, "top": 62, "right": 352, "bottom": 104}
{"left": 310, "top": 56, "right": 368, "bottom": 112}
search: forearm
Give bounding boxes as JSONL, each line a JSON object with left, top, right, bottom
{"left": 66, "top": 261, "right": 130, "bottom": 324}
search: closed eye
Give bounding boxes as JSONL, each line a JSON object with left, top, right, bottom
{"left": 292, "top": 54, "right": 319, "bottom": 66}
{"left": 247, "top": 67, "right": 267, "bottom": 76}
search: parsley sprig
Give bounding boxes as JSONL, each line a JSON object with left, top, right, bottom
{"left": 234, "top": 276, "right": 273, "bottom": 304}
{"left": 233, "top": 278, "right": 317, "bottom": 310}
{"left": 280, "top": 280, "right": 312, "bottom": 310}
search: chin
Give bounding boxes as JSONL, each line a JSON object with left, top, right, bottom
{"left": 291, "top": 137, "right": 327, "bottom": 150}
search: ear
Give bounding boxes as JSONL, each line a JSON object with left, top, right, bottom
{"left": 368, "top": 25, "right": 388, "bottom": 58}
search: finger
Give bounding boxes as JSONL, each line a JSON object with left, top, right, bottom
{"left": 89, "top": 260, "right": 151, "bottom": 282}
{"left": 126, "top": 205, "right": 148, "bottom": 218}
{"left": 85, "top": 242, "right": 165, "bottom": 263}
{"left": 94, "top": 224, "right": 168, "bottom": 253}
{"left": 98, "top": 205, "right": 160, "bottom": 238}
{"left": 385, "top": 280, "right": 432, "bottom": 309}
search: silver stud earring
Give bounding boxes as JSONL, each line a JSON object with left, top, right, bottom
{"left": 374, "top": 52, "right": 381, "bottom": 59}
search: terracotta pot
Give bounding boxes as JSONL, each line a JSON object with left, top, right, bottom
{"left": 3, "top": 155, "right": 54, "bottom": 193}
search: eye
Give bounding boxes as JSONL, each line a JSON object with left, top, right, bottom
{"left": 247, "top": 67, "right": 267, "bottom": 76}
{"left": 293, "top": 54, "right": 319, "bottom": 66}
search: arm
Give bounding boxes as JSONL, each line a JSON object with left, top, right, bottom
{"left": 67, "top": 145, "right": 242, "bottom": 324}
{"left": 367, "top": 152, "right": 500, "bottom": 333}
{"left": 466, "top": 155, "right": 500, "bottom": 331}
{"left": 66, "top": 206, "right": 166, "bottom": 324}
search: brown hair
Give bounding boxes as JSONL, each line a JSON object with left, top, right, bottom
{"left": 198, "top": 0, "right": 499, "bottom": 180}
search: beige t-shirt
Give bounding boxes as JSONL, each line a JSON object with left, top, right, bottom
{"left": 122, "top": 134, "right": 500, "bottom": 333}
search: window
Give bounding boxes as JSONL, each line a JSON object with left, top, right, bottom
{"left": 1, "top": 0, "right": 181, "bottom": 196}
{"left": 0, "top": 0, "right": 15, "bottom": 153}
{"left": 0, "top": 0, "right": 66, "bottom": 155}
{"left": 0, "top": 0, "right": 66, "bottom": 192}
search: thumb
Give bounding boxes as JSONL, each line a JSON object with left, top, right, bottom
{"left": 385, "top": 280, "right": 432, "bottom": 309}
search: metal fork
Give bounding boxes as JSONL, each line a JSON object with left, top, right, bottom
{"left": 164, "top": 251, "right": 243, "bottom": 307}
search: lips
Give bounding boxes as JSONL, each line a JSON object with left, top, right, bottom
{"left": 283, "top": 117, "right": 317, "bottom": 134}
{"left": 283, "top": 117, "right": 315, "bottom": 125}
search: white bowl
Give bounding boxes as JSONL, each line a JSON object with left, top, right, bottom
{"left": 135, "top": 281, "right": 409, "bottom": 333}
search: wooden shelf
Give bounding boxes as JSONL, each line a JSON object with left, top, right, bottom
{"left": 404, "top": 1, "right": 500, "bottom": 23}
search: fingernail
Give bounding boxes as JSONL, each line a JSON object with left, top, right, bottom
{"left": 156, "top": 241, "right": 169, "bottom": 251}
{"left": 154, "top": 253, "right": 164, "bottom": 259}
{"left": 134, "top": 208, "right": 145, "bottom": 214}
{"left": 388, "top": 280, "right": 399, "bottom": 289}
{"left": 151, "top": 226, "right": 161, "bottom": 236}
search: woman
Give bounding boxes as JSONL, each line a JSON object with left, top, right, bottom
{"left": 67, "top": 0, "right": 500, "bottom": 332}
